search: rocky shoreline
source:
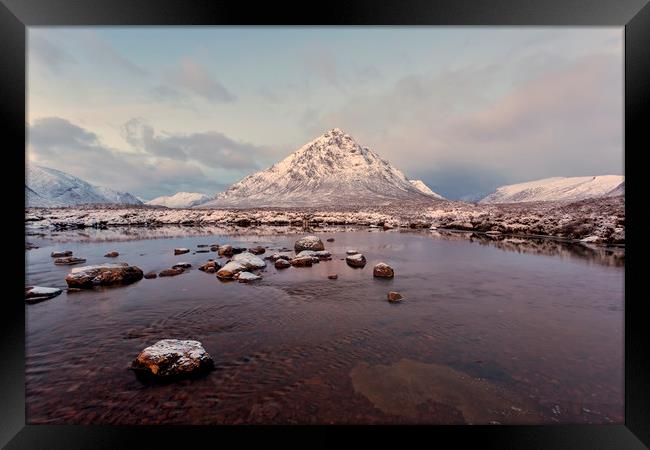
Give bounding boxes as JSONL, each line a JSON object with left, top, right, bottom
{"left": 25, "top": 195, "right": 624, "bottom": 245}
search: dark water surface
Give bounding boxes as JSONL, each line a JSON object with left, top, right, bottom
{"left": 25, "top": 228, "right": 624, "bottom": 424}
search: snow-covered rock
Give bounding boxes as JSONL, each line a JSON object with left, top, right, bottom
{"left": 25, "top": 286, "right": 62, "bottom": 303}
{"left": 237, "top": 271, "right": 262, "bottom": 282}
{"left": 26, "top": 165, "right": 142, "bottom": 207}
{"left": 408, "top": 180, "right": 445, "bottom": 199}
{"left": 346, "top": 253, "right": 367, "bottom": 268}
{"left": 131, "top": 339, "right": 213, "bottom": 378}
{"left": 232, "top": 252, "right": 266, "bottom": 269}
{"left": 199, "top": 128, "right": 443, "bottom": 208}
{"left": 479, "top": 176, "right": 624, "bottom": 204}
{"left": 294, "top": 235, "right": 325, "bottom": 252}
{"left": 65, "top": 263, "right": 144, "bottom": 288}
{"left": 216, "top": 261, "right": 246, "bottom": 279}
{"left": 146, "top": 192, "right": 211, "bottom": 208}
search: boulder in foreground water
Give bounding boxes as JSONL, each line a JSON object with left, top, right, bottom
{"left": 65, "top": 263, "right": 144, "bottom": 288}
{"left": 294, "top": 235, "right": 325, "bottom": 252}
{"left": 174, "top": 248, "right": 190, "bottom": 255}
{"left": 51, "top": 250, "right": 73, "bottom": 258}
{"left": 232, "top": 252, "right": 266, "bottom": 269}
{"left": 54, "top": 256, "right": 86, "bottom": 265}
{"left": 216, "top": 261, "right": 246, "bottom": 279}
{"left": 131, "top": 339, "right": 214, "bottom": 379}
{"left": 346, "top": 253, "right": 366, "bottom": 268}
{"left": 144, "top": 271, "right": 158, "bottom": 279}
{"left": 275, "top": 259, "right": 291, "bottom": 269}
{"left": 104, "top": 251, "right": 119, "bottom": 257}
{"left": 373, "top": 262, "right": 394, "bottom": 278}
{"left": 25, "top": 286, "right": 62, "bottom": 304}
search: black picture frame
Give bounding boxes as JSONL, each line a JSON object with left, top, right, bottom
{"left": 2, "top": 0, "right": 648, "bottom": 448}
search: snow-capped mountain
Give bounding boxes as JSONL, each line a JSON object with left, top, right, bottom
{"left": 26, "top": 165, "right": 142, "bottom": 207}
{"left": 408, "top": 180, "right": 445, "bottom": 199}
{"left": 479, "top": 175, "right": 624, "bottom": 204}
{"left": 146, "top": 192, "right": 211, "bottom": 208}
{"left": 199, "top": 128, "right": 443, "bottom": 208}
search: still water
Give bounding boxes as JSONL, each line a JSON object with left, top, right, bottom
{"left": 25, "top": 227, "right": 624, "bottom": 424}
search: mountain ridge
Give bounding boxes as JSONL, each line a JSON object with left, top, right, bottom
{"left": 26, "top": 164, "right": 142, "bottom": 207}
{"left": 479, "top": 175, "right": 624, "bottom": 204}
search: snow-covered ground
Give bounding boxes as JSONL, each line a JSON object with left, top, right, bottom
{"left": 479, "top": 175, "right": 624, "bottom": 204}
{"left": 26, "top": 165, "right": 142, "bottom": 207}
{"left": 408, "top": 180, "right": 445, "bottom": 199}
{"left": 25, "top": 194, "right": 625, "bottom": 245}
{"left": 146, "top": 192, "right": 211, "bottom": 208}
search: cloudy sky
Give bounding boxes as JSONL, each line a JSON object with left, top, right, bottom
{"left": 27, "top": 27, "right": 623, "bottom": 201}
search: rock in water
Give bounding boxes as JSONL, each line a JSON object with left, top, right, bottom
{"left": 266, "top": 252, "right": 292, "bottom": 262}
{"left": 237, "top": 271, "right": 262, "bottom": 283}
{"left": 373, "top": 262, "right": 394, "bottom": 278}
{"left": 275, "top": 259, "right": 291, "bottom": 269}
{"left": 144, "top": 271, "right": 158, "bottom": 279}
{"left": 216, "top": 261, "right": 246, "bottom": 279}
{"left": 172, "top": 262, "right": 192, "bottom": 269}
{"left": 294, "top": 235, "right": 325, "bottom": 252}
{"left": 104, "top": 251, "right": 119, "bottom": 257}
{"left": 65, "top": 263, "right": 144, "bottom": 288}
{"left": 388, "top": 292, "right": 403, "bottom": 302}
{"left": 131, "top": 339, "right": 214, "bottom": 379}
{"left": 290, "top": 256, "right": 314, "bottom": 267}
{"left": 346, "top": 249, "right": 358, "bottom": 255}
{"left": 346, "top": 253, "right": 366, "bottom": 268}
{"left": 51, "top": 250, "right": 72, "bottom": 257}
{"left": 159, "top": 268, "right": 185, "bottom": 277}
{"left": 249, "top": 246, "right": 266, "bottom": 255}
{"left": 326, "top": 238, "right": 335, "bottom": 242}
{"left": 198, "top": 261, "right": 221, "bottom": 273}
{"left": 218, "top": 245, "right": 233, "bottom": 257}
{"left": 232, "top": 252, "right": 266, "bottom": 269}
{"left": 25, "top": 286, "right": 62, "bottom": 304}
{"left": 54, "top": 256, "right": 86, "bottom": 265}
{"left": 174, "top": 248, "right": 190, "bottom": 255}
{"left": 328, "top": 274, "right": 338, "bottom": 280}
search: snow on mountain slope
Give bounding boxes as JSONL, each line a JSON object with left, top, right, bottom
{"left": 479, "top": 175, "right": 624, "bottom": 204}
{"left": 146, "top": 192, "right": 211, "bottom": 208}
{"left": 408, "top": 180, "right": 445, "bottom": 199}
{"left": 26, "top": 165, "right": 142, "bottom": 207}
{"left": 200, "top": 128, "right": 441, "bottom": 208}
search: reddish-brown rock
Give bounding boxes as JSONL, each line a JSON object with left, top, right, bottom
{"left": 65, "top": 263, "right": 144, "bottom": 288}
{"left": 373, "top": 262, "right": 394, "bottom": 278}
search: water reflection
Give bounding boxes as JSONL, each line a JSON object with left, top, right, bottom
{"left": 27, "top": 225, "right": 624, "bottom": 268}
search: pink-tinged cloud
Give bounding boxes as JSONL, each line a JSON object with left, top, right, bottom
{"left": 166, "top": 58, "right": 236, "bottom": 102}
